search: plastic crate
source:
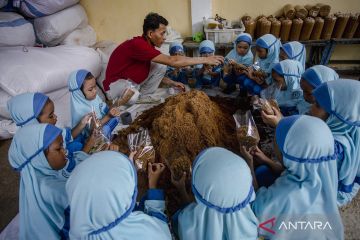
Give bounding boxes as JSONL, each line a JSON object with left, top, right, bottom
{"left": 204, "top": 27, "right": 245, "bottom": 43}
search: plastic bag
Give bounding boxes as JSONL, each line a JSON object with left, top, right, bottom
{"left": 252, "top": 98, "right": 280, "bottom": 115}
{"left": 87, "top": 108, "right": 111, "bottom": 154}
{"left": 89, "top": 130, "right": 111, "bottom": 154}
{"left": 251, "top": 62, "right": 267, "bottom": 79}
{"left": 127, "top": 128, "right": 155, "bottom": 171}
{"left": 233, "top": 110, "right": 260, "bottom": 149}
{"left": 252, "top": 84, "right": 281, "bottom": 115}
{"left": 112, "top": 80, "right": 140, "bottom": 106}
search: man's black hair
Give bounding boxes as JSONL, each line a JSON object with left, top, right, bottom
{"left": 143, "top": 12, "right": 168, "bottom": 36}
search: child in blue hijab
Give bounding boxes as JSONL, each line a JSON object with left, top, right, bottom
{"left": 250, "top": 115, "right": 344, "bottom": 240}
{"left": 66, "top": 151, "right": 171, "bottom": 239}
{"left": 311, "top": 79, "right": 360, "bottom": 206}
{"left": 7, "top": 92, "right": 90, "bottom": 175}
{"left": 280, "top": 41, "right": 306, "bottom": 69}
{"left": 194, "top": 40, "right": 222, "bottom": 88}
{"left": 172, "top": 147, "right": 259, "bottom": 240}
{"left": 300, "top": 65, "right": 339, "bottom": 104}
{"left": 243, "top": 34, "right": 281, "bottom": 95}
{"left": 8, "top": 124, "right": 70, "bottom": 239}
{"left": 165, "top": 42, "right": 191, "bottom": 84}
{"left": 271, "top": 59, "right": 310, "bottom": 115}
{"left": 68, "top": 69, "right": 120, "bottom": 141}
{"left": 223, "top": 33, "right": 254, "bottom": 94}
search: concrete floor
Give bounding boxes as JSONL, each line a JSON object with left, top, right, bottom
{"left": 0, "top": 139, "right": 19, "bottom": 231}
{"left": 1, "top": 138, "right": 360, "bottom": 238}
{"left": 1, "top": 75, "right": 359, "bottom": 237}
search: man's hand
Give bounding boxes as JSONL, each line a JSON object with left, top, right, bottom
{"left": 205, "top": 55, "right": 224, "bottom": 66}
{"left": 171, "top": 81, "right": 186, "bottom": 92}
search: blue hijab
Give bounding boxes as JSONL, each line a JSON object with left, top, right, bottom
{"left": 199, "top": 40, "right": 215, "bottom": 54}
{"left": 255, "top": 34, "right": 281, "bottom": 85}
{"left": 225, "top": 33, "right": 254, "bottom": 66}
{"left": 302, "top": 65, "right": 339, "bottom": 88}
{"left": 6, "top": 92, "right": 83, "bottom": 173}
{"left": 313, "top": 79, "right": 360, "bottom": 206}
{"left": 169, "top": 42, "right": 184, "bottom": 55}
{"left": 8, "top": 124, "right": 68, "bottom": 240}
{"left": 252, "top": 115, "right": 343, "bottom": 240}
{"left": 272, "top": 59, "right": 310, "bottom": 114}
{"left": 281, "top": 41, "right": 306, "bottom": 69}
{"left": 7, "top": 92, "right": 48, "bottom": 127}
{"left": 66, "top": 151, "right": 171, "bottom": 239}
{"left": 68, "top": 69, "right": 108, "bottom": 128}
{"left": 176, "top": 147, "right": 258, "bottom": 240}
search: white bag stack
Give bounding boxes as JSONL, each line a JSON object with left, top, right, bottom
{"left": 0, "top": 45, "right": 101, "bottom": 96}
{"left": 0, "top": 12, "right": 35, "bottom": 47}
{"left": 0, "top": 45, "right": 102, "bottom": 139}
{"left": 61, "top": 25, "right": 97, "bottom": 47}
{"left": 15, "top": 0, "right": 79, "bottom": 18}
{"left": 34, "top": 4, "right": 88, "bottom": 46}
{"left": 0, "top": 0, "right": 8, "bottom": 8}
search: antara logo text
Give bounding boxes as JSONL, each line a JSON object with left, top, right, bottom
{"left": 259, "top": 217, "right": 332, "bottom": 235}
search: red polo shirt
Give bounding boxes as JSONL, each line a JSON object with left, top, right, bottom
{"left": 103, "top": 36, "right": 162, "bottom": 91}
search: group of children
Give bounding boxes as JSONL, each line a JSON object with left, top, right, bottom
{"left": 167, "top": 33, "right": 315, "bottom": 116}
{"left": 5, "top": 32, "right": 360, "bottom": 239}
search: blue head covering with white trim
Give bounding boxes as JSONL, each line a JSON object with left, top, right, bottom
{"left": 169, "top": 42, "right": 184, "bottom": 55}
{"left": 199, "top": 40, "right": 215, "bottom": 54}
{"left": 66, "top": 151, "right": 171, "bottom": 239}
{"left": 255, "top": 34, "right": 281, "bottom": 84}
{"left": 7, "top": 92, "right": 48, "bottom": 126}
{"left": 176, "top": 147, "right": 258, "bottom": 240}
{"left": 272, "top": 59, "right": 310, "bottom": 114}
{"left": 252, "top": 115, "right": 343, "bottom": 240}
{"left": 8, "top": 124, "right": 68, "bottom": 240}
{"left": 68, "top": 69, "right": 108, "bottom": 128}
{"left": 313, "top": 79, "right": 360, "bottom": 206}
{"left": 225, "top": 33, "right": 254, "bottom": 66}
{"left": 302, "top": 65, "right": 339, "bottom": 88}
{"left": 281, "top": 41, "right": 306, "bottom": 69}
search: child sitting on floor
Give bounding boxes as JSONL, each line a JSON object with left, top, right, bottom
{"left": 68, "top": 69, "right": 121, "bottom": 143}
{"left": 194, "top": 40, "right": 222, "bottom": 88}
{"left": 165, "top": 42, "right": 192, "bottom": 85}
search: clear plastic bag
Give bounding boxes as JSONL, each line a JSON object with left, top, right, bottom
{"left": 251, "top": 84, "right": 281, "bottom": 115}
{"left": 88, "top": 107, "right": 111, "bottom": 154}
{"left": 233, "top": 110, "right": 260, "bottom": 149}
{"left": 127, "top": 128, "right": 155, "bottom": 171}
{"left": 114, "top": 81, "right": 140, "bottom": 106}
{"left": 89, "top": 130, "right": 111, "bottom": 154}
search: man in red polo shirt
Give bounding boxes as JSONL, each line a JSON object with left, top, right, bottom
{"left": 104, "top": 12, "right": 224, "bottom": 105}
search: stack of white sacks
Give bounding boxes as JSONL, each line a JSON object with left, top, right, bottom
{"left": 0, "top": 1, "right": 102, "bottom": 139}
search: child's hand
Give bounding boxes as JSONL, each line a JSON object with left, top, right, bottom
{"left": 251, "top": 146, "right": 270, "bottom": 164}
{"left": 228, "top": 59, "right": 236, "bottom": 65}
{"left": 82, "top": 131, "right": 97, "bottom": 153}
{"left": 244, "top": 67, "right": 254, "bottom": 78}
{"left": 80, "top": 113, "right": 92, "bottom": 127}
{"left": 109, "top": 107, "right": 121, "bottom": 117}
{"left": 240, "top": 145, "right": 254, "bottom": 167}
{"left": 148, "top": 162, "right": 166, "bottom": 189}
{"left": 261, "top": 106, "right": 283, "bottom": 128}
{"left": 128, "top": 150, "right": 137, "bottom": 163}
